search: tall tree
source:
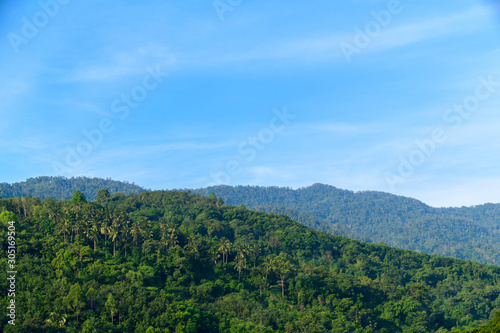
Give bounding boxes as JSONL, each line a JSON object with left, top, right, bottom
{"left": 218, "top": 238, "right": 231, "bottom": 264}
{"left": 272, "top": 252, "right": 293, "bottom": 297}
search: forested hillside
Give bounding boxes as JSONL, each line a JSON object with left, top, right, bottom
{"left": 1, "top": 190, "right": 499, "bottom": 332}
{"left": 192, "top": 184, "right": 500, "bottom": 266}
{"left": 0, "top": 176, "right": 147, "bottom": 201}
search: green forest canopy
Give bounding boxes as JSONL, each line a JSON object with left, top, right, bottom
{"left": 193, "top": 184, "right": 500, "bottom": 266}
{"left": 0, "top": 176, "right": 147, "bottom": 201}
{"left": 0, "top": 190, "right": 499, "bottom": 332}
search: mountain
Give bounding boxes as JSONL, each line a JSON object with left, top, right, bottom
{"left": 0, "top": 176, "right": 147, "bottom": 201}
{"left": 1, "top": 190, "right": 499, "bottom": 331}
{"left": 192, "top": 184, "right": 500, "bottom": 266}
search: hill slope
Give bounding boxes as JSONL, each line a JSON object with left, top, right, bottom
{"left": 192, "top": 184, "right": 500, "bottom": 266}
{"left": 0, "top": 176, "right": 147, "bottom": 201}
{"left": 1, "top": 190, "right": 499, "bottom": 331}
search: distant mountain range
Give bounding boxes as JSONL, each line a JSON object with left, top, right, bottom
{"left": 3, "top": 186, "right": 500, "bottom": 331}
{"left": 193, "top": 184, "right": 500, "bottom": 266}
{"left": 0, "top": 176, "right": 147, "bottom": 201}
{"left": 3, "top": 177, "right": 499, "bottom": 266}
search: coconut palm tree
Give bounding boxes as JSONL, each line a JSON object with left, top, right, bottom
{"left": 235, "top": 248, "right": 245, "bottom": 282}
{"left": 166, "top": 222, "right": 179, "bottom": 250}
{"left": 218, "top": 238, "right": 231, "bottom": 264}
{"left": 57, "top": 216, "right": 70, "bottom": 243}
{"left": 109, "top": 226, "right": 118, "bottom": 256}
{"left": 90, "top": 222, "right": 99, "bottom": 251}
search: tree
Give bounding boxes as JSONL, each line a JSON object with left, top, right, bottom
{"left": 234, "top": 248, "right": 246, "bottom": 282}
{"left": 63, "top": 283, "right": 85, "bottom": 322}
{"left": 166, "top": 222, "right": 179, "bottom": 250}
{"left": 58, "top": 215, "right": 71, "bottom": 243}
{"left": 97, "top": 188, "right": 111, "bottom": 202}
{"left": 251, "top": 243, "right": 260, "bottom": 267}
{"left": 72, "top": 190, "right": 87, "bottom": 204}
{"left": 121, "top": 219, "right": 132, "bottom": 257}
{"left": 46, "top": 311, "right": 68, "bottom": 328}
{"left": 184, "top": 235, "right": 200, "bottom": 259}
{"left": 109, "top": 226, "right": 118, "bottom": 256}
{"left": 139, "top": 217, "right": 153, "bottom": 241}
{"left": 105, "top": 294, "right": 118, "bottom": 324}
{"left": 131, "top": 220, "right": 142, "bottom": 246}
{"left": 218, "top": 238, "right": 231, "bottom": 264}
{"left": 72, "top": 244, "right": 92, "bottom": 277}
{"left": 86, "top": 287, "right": 97, "bottom": 310}
{"left": 0, "top": 210, "right": 16, "bottom": 226}
{"left": 100, "top": 220, "right": 110, "bottom": 246}
{"left": 159, "top": 219, "right": 168, "bottom": 253}
{"left": 272, "top": 252, "right": 293, "bottom": 297}
{"left": 90, "top": 220, "right": 100, "bottom": 250}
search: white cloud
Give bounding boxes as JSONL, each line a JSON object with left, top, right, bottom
{"left": 368, "top": 5, "right": 493, "bottom": 52}
{"left": 63, "top": 45, "right": 177, "bottom": 82}
{"left": 173, "top": 5, "right": 494, "bottom": 70}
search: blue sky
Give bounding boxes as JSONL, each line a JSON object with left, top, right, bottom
{"left": 1, "top": 0, "right": 500, "bottom": 207}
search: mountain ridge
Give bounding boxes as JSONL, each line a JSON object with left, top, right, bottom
{"left": 0, "top": 176, "right": 148, "bottom": 201}
{"left": 192, "top": 184, "right": 500, "bottom": 266}
{"left": 3, "top": 176, "right": 500, "bottom": 266}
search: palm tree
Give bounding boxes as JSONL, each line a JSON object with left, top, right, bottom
{"left": 159, "top": 219, "right": 168, "bottom": 253}
{"left": 234, "top": 248, "right": 246, "bottom": 282}
{"left": 72, "top": 204, "right": 81, "bottom": 220}
{"left": 112, "top": 210, "right": 124, "bottom": 237}
{"left": 90, "top": 224, "right": 99, "bottom": 250}
{"left": 184, "top": 235, "right": 199, "bottom": 259}
{"left": 251, "top": 243, "right": 261, "bottom": 267}
{"left": 109, "top": 226, "right": 118, "bottom": 257}
{"left": 100, "top": 221, "right": 110, "bottom": 246}
{"left": 120, "top": 219, "right": 131, "bottom": 257}
{"left": 46, "top": 311, "right": 67, "bottom": 328}
{"left": 49, "top": 210, "right": 58, "bottom": 224}
{"left": 100, "top": 211, "right": 112, "bottom": 245}
{"left": 71, "top": 222, "right": 78, "bottom": 243}
{"left": 218, "top": 238, "right": 231, "bottom": 264}
{"left": 89, "top": 215, "right": 100, "bottom": 251}
{"left": 166, "top": 222, "right": 178, "bottom": 250}
{"left": 131, "top": 221, "right": 141, "bottom": 246}
{"left": 58, "top": 217, "right": 70, "bottom": 243}
{"left": 139, "top": 218, "right": 153, "bottom": 241}
{"left": 82, "top": 220, "right": 91, "bottom": 245}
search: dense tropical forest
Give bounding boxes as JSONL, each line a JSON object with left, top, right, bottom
{"left": 193, "top": 184, "right": 500, "bottom": 266}
{"left": 0, "top": 176, "right": 147, "bottom": 201}
{"left": 1, "top": 189, "right": 500, "bottom": 332}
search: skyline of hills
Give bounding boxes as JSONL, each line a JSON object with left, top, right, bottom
{"left": 3, "top": 176, "right": 499, "bottom": 208}
{"left": 3, "top": 176, "right": 500, "bottom": 266}
{"left": 0, "top": 176, "right": 147, "bottom": 201}
{"left": 193, "top": 184, "right": 500, "bottom": 266}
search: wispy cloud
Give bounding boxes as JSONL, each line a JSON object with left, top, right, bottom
{"left": 176, "top": 5, "right": 493, "bottom": 69}
{"left": 297, "top": 122, "right": 381, "bottom": 135}
{"left": 63, "top": 45, "right": 177, "bottom": 82}
{"left": 369, "top": 5, "right": 493, "bottom": 52}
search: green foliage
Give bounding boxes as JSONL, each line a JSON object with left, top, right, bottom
{"left": 0, "top": 210, "right": 16, "bottom": 225}
{"left": 461, "top": 310, "right": 500, "bottom": 332}
{"left": 72, "top": 190, "right": 87, "bottom": 204}
{"left": 0, "top": 190, "right": 499, "bottom": 332}
{"left": 193, "top": 184, "right": 500, "bottom": 266}
{"left": 0, "top": 176, "right": 147, "bottom": 201}
{"left": 96, "top": 188, "right": 111, "bottom": 202}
